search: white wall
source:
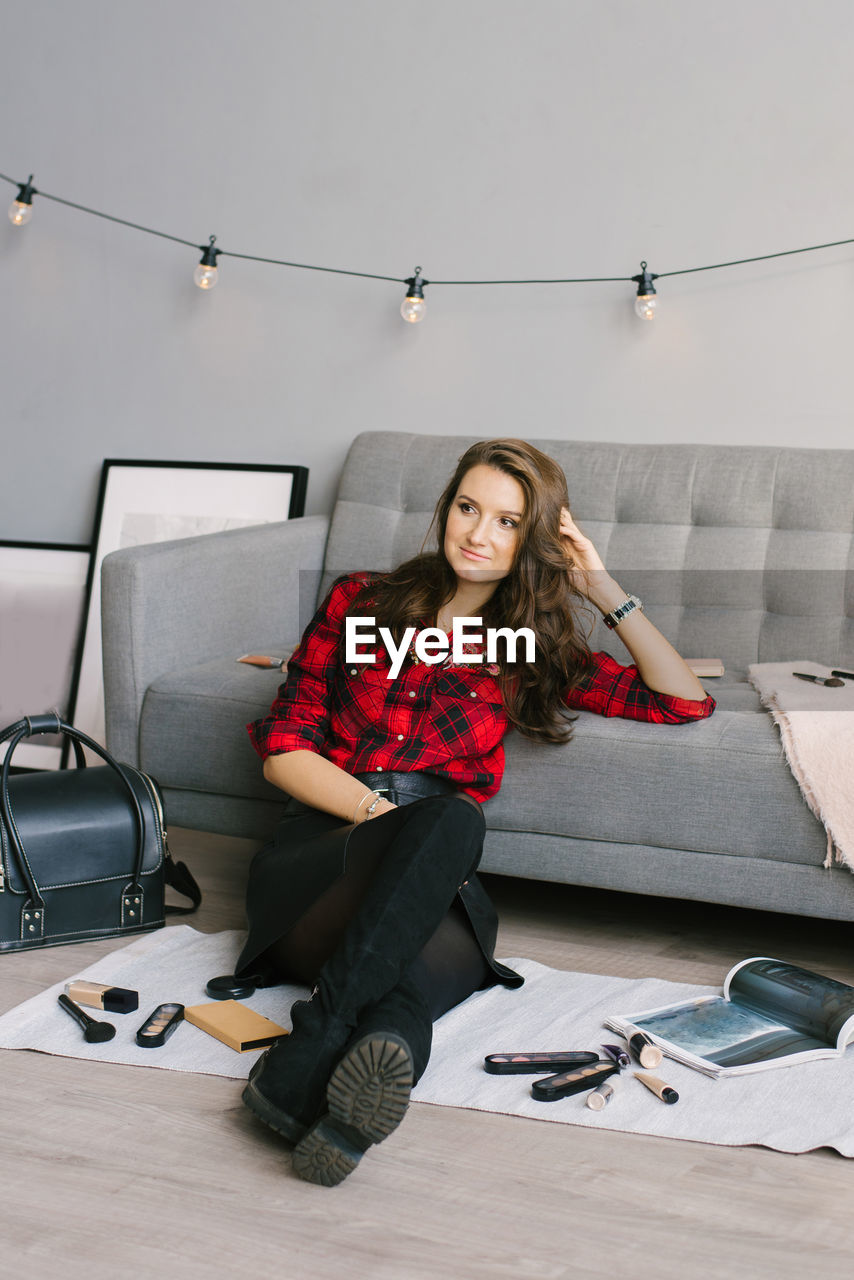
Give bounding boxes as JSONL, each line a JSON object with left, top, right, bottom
{"left": 2, "top": 1, "right": 853, "bottom": 543}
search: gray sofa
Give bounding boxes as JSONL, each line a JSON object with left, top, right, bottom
{"left": 102, "top": 432, "right": 854, "bottom": 923}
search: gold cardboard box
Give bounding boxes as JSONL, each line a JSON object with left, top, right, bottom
{"left": 184, "top": 1000, "right": 289, "bottom": 1052}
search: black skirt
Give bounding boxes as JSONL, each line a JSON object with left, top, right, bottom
{"left": 235, "top": 770, "right": 523, "bottom": 990}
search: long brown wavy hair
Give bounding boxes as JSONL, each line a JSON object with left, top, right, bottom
{"left": 345, "top": 439, "right": 594, "bottom": 744}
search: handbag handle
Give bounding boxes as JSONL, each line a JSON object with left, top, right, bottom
{"left": 0, "top": 715, "right": 150, "bottom": 909}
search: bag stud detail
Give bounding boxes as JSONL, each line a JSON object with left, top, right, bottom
{"left": 21, "top": 901, "right": 45, "bottom": 939}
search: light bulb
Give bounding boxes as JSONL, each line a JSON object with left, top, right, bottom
{"left": 8, "top": 200, "right": 33, "bottom": 226}
{"left": 8, "top": 175, "right": 35, "bottom": 226}
{"left": 634, "top": 294, "right": 657, "bottom": 321}
{"left": 401, "top": 267, "right": 427, "bottom": 322}
{"left": 631, "top": 261, "right": 658, "bottom": 321}
{"left": 194, "top": 235, "right": 221, "bottom": 289}
{"left": 194, "top": 263, "right": 219, "bottom": 289}
{"left": 401, "top": 295, "right": 426, "bottom": 323}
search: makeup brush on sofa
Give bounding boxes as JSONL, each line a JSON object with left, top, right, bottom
{"left": 57, "top": 993, "right": 116, "bottom": 1043}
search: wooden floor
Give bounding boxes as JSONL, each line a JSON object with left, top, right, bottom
{"left": 2, "top": 828, "right": 854, "bottom": 1279}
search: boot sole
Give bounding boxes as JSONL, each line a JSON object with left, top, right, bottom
{"left": 291, "top": 1033, "right": 414, "bottom": 1187}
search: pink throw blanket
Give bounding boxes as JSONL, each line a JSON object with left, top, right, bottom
{"left": 748, "top": 662, "right": 854, "bottom": 872}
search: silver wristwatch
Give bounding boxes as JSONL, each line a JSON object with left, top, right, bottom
{"left": 602, "top": 594, "right": 643, "bottom": 630}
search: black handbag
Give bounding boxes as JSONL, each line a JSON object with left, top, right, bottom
{"left": 0, "top": 714, "right": 201, "bottom": 953}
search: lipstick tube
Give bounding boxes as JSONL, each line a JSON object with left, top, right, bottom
{"left": 601, "top": 1042, "right": 631, "bottom": 1070}
{"left": 586, "top": 1078, "right": 619, "bottom": 1110}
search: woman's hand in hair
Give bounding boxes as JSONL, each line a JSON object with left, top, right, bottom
{"left": 559, "top": 510, "right": 707, "bottom": 701}
{"left": 558, "top": 507, "right": 608, "bottom": 599}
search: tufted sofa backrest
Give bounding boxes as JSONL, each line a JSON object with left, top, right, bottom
{"left": 320, "top": 433, "right": 854, "bottom": 672}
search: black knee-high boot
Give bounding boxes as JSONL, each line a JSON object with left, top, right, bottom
{"left": 242, "top": 795, "right": 484, "bottom": 1149}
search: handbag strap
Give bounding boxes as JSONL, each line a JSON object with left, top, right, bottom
{"left": 0, "top": 715, "right": 85, "bottom": 769}
{"left": 164, "top": 851, "right": 203, "bottom": 915}
{"left": 0, "top": 715, "right": 150, "bottom": 908}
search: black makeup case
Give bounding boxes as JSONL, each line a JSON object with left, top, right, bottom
{"left": 0, "top": 714, "right": 200, "bottom": 952}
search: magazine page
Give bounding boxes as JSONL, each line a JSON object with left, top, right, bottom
{"left": 724, "top": 957, "right": 854, "bottom": 1050}
{"left": 613, "top": 996, "right": 830, "bottom": 1073}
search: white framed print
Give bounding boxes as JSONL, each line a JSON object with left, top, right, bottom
{"left": 0, "top": 541, "right": 91, "bottom": 769}
{"left": 66, "top": 459, "right": 308, "bottom": 759}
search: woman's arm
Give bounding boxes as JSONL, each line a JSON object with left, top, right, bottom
{"left": 559, "top": 508, "right": 708, "bottom": 702}
{"left": 249, "top": 575, "right": 396, "bottom": 824}
{"left": 263, "top": 749, "right": 396, "bottom": 824}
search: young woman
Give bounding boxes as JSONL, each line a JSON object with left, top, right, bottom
{"left": 237, "top": 439, "right": 714, "bottom": 1186}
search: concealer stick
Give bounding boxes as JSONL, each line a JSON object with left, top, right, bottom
{"left": 634, "top": 1071, "right": 679, "bottom": 1104}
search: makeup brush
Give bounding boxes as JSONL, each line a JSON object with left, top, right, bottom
{"left": 793, "top": 672, "right": 844, "bottom": 687}
{"left": 58, "top": 993, "right": 116, "bottom": 1043}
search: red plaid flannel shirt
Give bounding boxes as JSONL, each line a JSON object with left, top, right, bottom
{"left": 248, "top": 574, "right": 715, "bottom": 801}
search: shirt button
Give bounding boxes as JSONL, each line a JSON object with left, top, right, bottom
{"left": 408, "top": 690, "right": 416, "bottom": 698}
{"left": 470, "top": 691, "right": 477, "bottom": 698}
{"left": 397, "top": 734, "right": 404, "bottom": 741}
{"left": 349, "top": 668, "right": 357, "bottom": 676}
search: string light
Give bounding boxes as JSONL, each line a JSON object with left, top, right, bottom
{"left": 632, "top": 262, "right": 658, "bottom": 320}
{"left": 8, "top": 174, "right": 35, "bottom": 226}
{"left": 193, "top": 235, "right": 221, "bottom": 289}
{"left": 3, "top": 169, "right": 854, "bottom": 324}
{"left": 401, "top": 267, "right": 428, "bottom": 323}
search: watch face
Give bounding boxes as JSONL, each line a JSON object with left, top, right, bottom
{"left": 604, "top": 595, "right": 641, "bottom": 628}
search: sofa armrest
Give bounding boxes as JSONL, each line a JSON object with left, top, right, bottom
{"left": 101, "top": 515, "right": 330, "bottom": 766}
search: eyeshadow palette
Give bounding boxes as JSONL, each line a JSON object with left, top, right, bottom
{"left": 484, "top": 1050, "right": 600, "bottom": 1074}
{"left": 136, "top": 1003, "right": 185, "bottom": 1048}
{"left": 530, "top": 1060, "right": 619, "bottom": 1101}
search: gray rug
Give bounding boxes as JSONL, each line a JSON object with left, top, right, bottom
{"left": 1, "top": 925, "right": 851, "bottom": 1156}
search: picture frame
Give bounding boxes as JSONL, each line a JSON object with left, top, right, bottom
{"left": 0, "top": 540, "right": 92, "bottom": 770}
{"left": 67, "top": 459, "right": 308, "bottom": 759}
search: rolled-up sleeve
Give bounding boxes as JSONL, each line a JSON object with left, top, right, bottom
{"left": 247, "top": 575, "right": 364, "bottom": 759}
{"left": 565, "top": 651, "right": 716, "bottom": 723}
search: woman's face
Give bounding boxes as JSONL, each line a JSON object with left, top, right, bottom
{"left": 443, "top": 464, "right": 525, "bottom": 588}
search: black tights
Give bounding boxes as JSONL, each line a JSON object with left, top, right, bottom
{"left": 265, "top": 817, "right": 491, "bottom": 1023}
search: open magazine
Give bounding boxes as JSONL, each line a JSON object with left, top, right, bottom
{"left": 603, "top": 957, "right": 854, "bottom": 1078}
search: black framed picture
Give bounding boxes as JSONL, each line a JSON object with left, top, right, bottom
{"left": 0, "top": 540, "right": 91, "bottom": 769}
{"left": 67, "top": 459, "right": 308, "bottom": 756}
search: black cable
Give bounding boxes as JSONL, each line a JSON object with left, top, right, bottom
{"left": 2, "top": 168, "right": 853, "bottom": 287}
{"left": 36, "top": 189, "right": 200, "bottom": 250}
{"left": 657, "top": 237, "right": 854, "bottom": 279}
{"left": 217, "top": 249, "right": 404, "bottom": 283}
{"left": 427, "top": 274, "right": 630, "bottom": 284}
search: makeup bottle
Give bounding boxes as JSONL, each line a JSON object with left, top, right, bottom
{"left": 64, "top": 981, "right": 139, "bottom": 1014}
{"left": 586, "top": 1078, "right": 619, "bottom": 1110}
{"left": 623, "top": 1025, "right": 663, "bottom": 1069}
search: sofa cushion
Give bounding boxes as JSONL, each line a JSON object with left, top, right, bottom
{"left": 141, "top": 662, "right": 827, "bottom": 869}
{"left": 486, "top": 704, "right": 827, "bottom": 869}
{"left": 139, "top": 656, "right": 285, "bottom": 803}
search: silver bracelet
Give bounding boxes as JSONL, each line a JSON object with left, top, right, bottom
{"left": 353, "top": 790, "right": 381, "bottom": 823}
